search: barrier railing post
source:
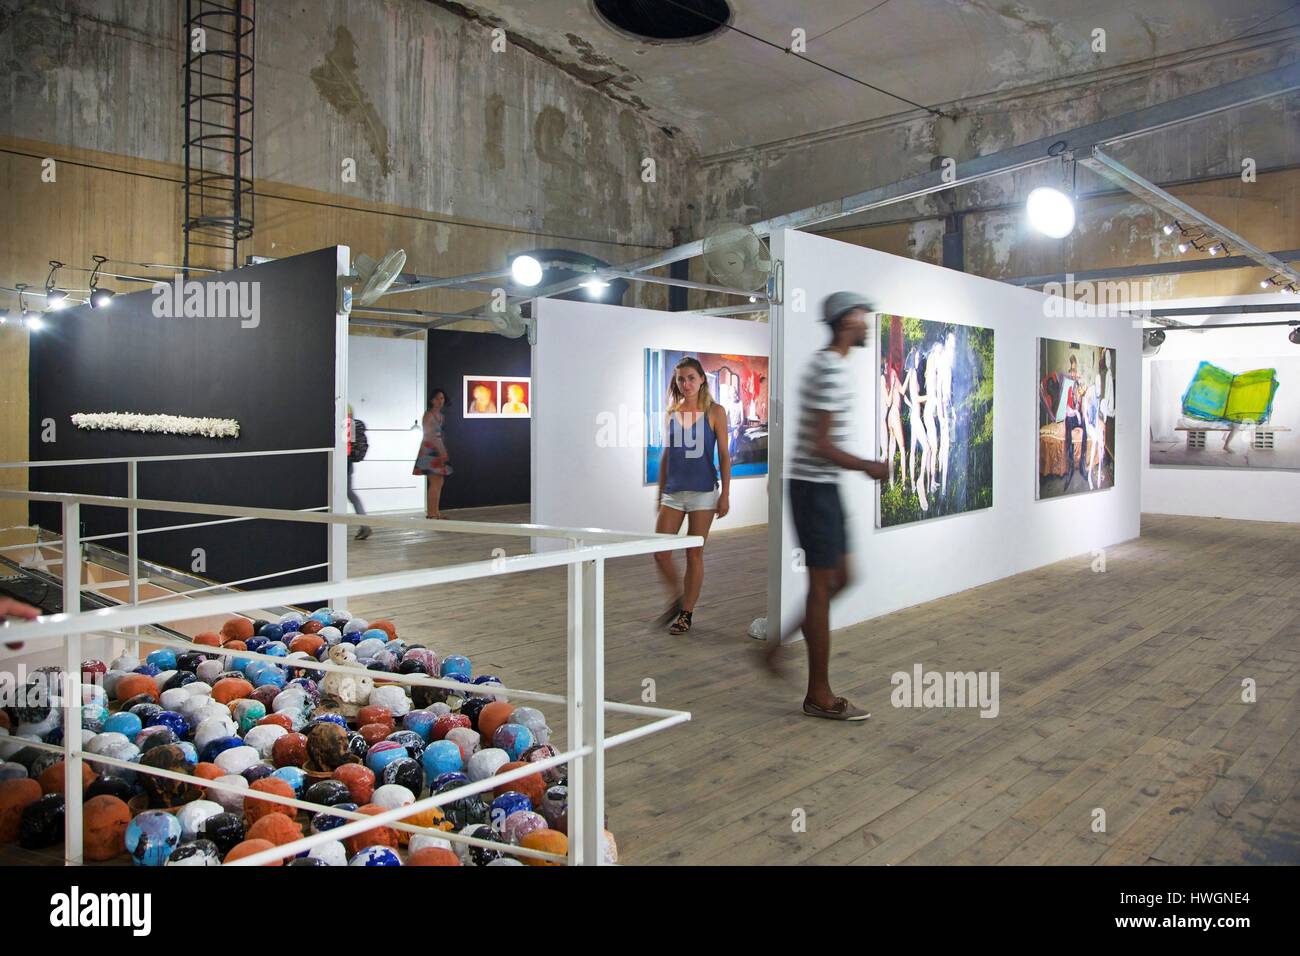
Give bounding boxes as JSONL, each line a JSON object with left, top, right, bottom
{"left": 580, "top": 557, "right": 605, "bottom": 865}
{"left": 61, "top": 499, "right": 83, "bottom": 865}
{"left": 126, "top": 459, "right": 140, "bottom": 657}
{"left": 566, "top": 558, "right": 585, "bottom": 865}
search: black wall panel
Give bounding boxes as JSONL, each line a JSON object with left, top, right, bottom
{"left": 425, "top": 329, "right": 531, "bottom": 509}
{"left": 29, "top": 248, "right": 340, "bottom": 592}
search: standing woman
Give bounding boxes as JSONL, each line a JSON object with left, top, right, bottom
{"left": 653, "top": 357, "right": 731, "bottom": 635}
{"left": 413, "top": 388, "right": 453, "bottom": 519}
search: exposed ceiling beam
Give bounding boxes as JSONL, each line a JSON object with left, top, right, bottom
{"left": 1081, "top": 147, "right": 1300, "bottom": 287}
{"left": 1003, "top": 248, "right": 1300, "bottom": 287}
{"left": 526, "top": 61, "right": 1300, "bottom": 302}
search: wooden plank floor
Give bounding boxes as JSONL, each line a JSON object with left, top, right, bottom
{"left": 337, "top": 506, "right": 1299, "bottom": 866}
{"left": 4, "top": 509, "right": 1294, "bottom": 866}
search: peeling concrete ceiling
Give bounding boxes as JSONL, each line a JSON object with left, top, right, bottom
{"left": 431, "top": 0, "right": 1299, "bottom": 155}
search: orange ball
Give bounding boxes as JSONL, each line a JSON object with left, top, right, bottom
{"left": 211, "top": 677, "right": 254, "bottom": 705}
{"left": 407, "top": 847, "right": 461, "bottom": 866}
{"left": 193, "top": 763, "right": 225, "bottom": 786}
{"left": 477, "top": 701, "right": 515, "bottom": 748}
{"left": 38, "top": 759, "right": 97, "bottom": 796}
{"left": 114, "top": 673, "right": 159, "bottom": 703}
{"left": 221, "top": 617, "right": 255, "bottom": 642}
{"left": 244, "top": 777, "right": 296, "bottom": 825}
{"left": 224, "top": 838, "right": 282, "bottom": 865}
{"left": 288, "top": 635, "right": 324, "bottom": 656}
{"left": 193, "top": 632, "right": 222, "bottom": 647}
{"left": 359, "top": 723, "right": 392, "bottom": 747}
{"left": 343, "top": 804, "right": 399, "bottom": 857}
{"left": 332, "top": 763, "right": 375, "bottom": 804}
{"left": 83, "top": 795, "right": 131, "bottom": 861}
{"left": 246, "top": 812, "right": 304, "bottom": 846}
{"left": 258, "top": 713, "right": 295, "bottom": 732}
{"left": 222, "top": 639, "right": 247, "bottom": 652}
{"left": 495, "top": 762, "right": 544, "bottom": 806}
{"left": 520, "top": 829, "right": 568, "bottom": 865}
{"left": 0, "top": 779, "right": 43, "bottom": 843}
{"left": 405, "top": 804, "right": 453, "bottom": 832}
{"left": 369, "top": 619, "right": 397, "bottom": 641}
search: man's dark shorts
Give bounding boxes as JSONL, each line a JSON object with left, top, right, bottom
{"left": 789, "top": 479, "right": 848, "bottom": 569}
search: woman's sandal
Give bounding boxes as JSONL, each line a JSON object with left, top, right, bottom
{"left": 669, "top": 609, "right": 693, "bottom": 635}
{"left": 654, "top": 597, "right": 682, "bottom": 627}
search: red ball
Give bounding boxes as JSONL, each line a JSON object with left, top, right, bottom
{"left": 220, "top": 617, "right": 254, "bottom": 642}
{"left": 432, "top": 713, "right": 471, "bottom": 741}
{"left": 356, "top": 705, "right": 394, "bottom": 729}
{"left": 333, "top": 763, "right": 376, "bottom": 805}
{"left": 271, "top": 732, "right": 308, "bottom": 768}
{"left": 299, "top": 619, "right": 324, "bottom": 635}
{"left": 408, "top": 848, "right": 461, "bottom": 866}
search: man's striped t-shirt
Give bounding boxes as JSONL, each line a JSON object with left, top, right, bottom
{"left": 789, "top": 348, "right": 852, "bottom": 483}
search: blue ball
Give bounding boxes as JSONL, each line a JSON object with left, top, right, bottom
{"left": 350, "top": 846, "right": 401, "bottom": 866}
{"left": 147, "top": 710, "right": 190, "bottom": 739}
{"left": 314, "top": 713, "right": 348, "bottom": 730}
{"left": 176, "top": 742, "right": 198, "bottom": 768}
{"left": 272, "top": 766, "right": 308, "bottom": 796}
{"left": 199, "top": 735, "right": 244, "bottom": 764}
{"left": 146, "top": 649, "right": 177, "bottom": 671}
{"left": 126, "top": 811, "right": 182, "bottom": 866}
{"left": 132, "top": 664, "right": 160, "bottom": 677}
{"left": 439, "top": 655, "right": 471, "bottom": 680}
{"left": 361, "top": 628, "right": 388, "bottom": 644}
{"left": 311, "top": 802, "right": 358, "bottom": 834}
{"left": 402, "top": 710, "right": 437, "bottom": 742}
{"left": 432, "top": 772, "right": 468, "bottom": 791}
{"left": 473, "top": 674, "right": 502, "bottom": 687}
{"left": 366, "top": 743, "right": 409, "bottom": 776}
{"left": 421, "top": 740, "right": 463, "bottom": 779}
{"left": 259, "top": 623, "right": 285, "bottom": 642}
{"left": 103, "top": 711, "right": 143, "bottom": 739}
{"left": 491, "top": 791, "right": 532, "bottom": 822}
{"left": 310, "top": 610, "right": 335, "bottom": 625}
{"left": 244, "top": 637, "right": 270, "bottom": 655}
{"left": 262, "top": 642, "right": 288, "bottom": 658}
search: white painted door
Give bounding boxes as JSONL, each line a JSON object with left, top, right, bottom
{"left": 347, "top": 333, "right": 426, "bottom": 513}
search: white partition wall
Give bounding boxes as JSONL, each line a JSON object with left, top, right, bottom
{"left": 347, "top": 332, "right": 427, "bottom": 513}
{"left": 769, "top": 230, "right": 1142, "bottom": 638}
{"left": 532, "top": 298, "right": 770, "bottom": 536}
{"left": 1142, "top": 315, "right": 1300, "bottom": 523}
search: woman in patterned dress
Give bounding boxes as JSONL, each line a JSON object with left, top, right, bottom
{"left": 413, "top": 388, "right": 453, "bottom": 519}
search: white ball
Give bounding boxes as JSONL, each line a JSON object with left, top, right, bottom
{"left": 194, "top": 715, "right": 238, "bottom": 752}
{"left": 195, "top": 660, "right": 224, "bottom": 684}
{"left": 354, "top": 638, "right": 386, "bottom": 660}
{"left": 86, "top": 732, "right": 129, "bottom": 755}
{"left": 213, "top": 745, "right": 260, "bottom": 775}
{"left": 308, "top": 840, "right": 347, "bottom": 866}
{"left": 192, "top": 701, "right": 233, "bottom": 726}
{"left": 272, "top": 688, "right": 308, "bottom": 714}
{"left": 487, "top": 857, "right": 524, "bottom": 866}
{"left": 342, "top": 619, "right": 368, "bottom": 635}
{"left": 371, "top": 784, "right": 415, "bottom": 811}
{"left": 175, "top": 799, "right": 224, "bottom": 841}
{"left": 153, "top": 670, "right": 177, "bottom": 689}
{"left": 467, "top": 748, "right": 509, "bottom": 782}
{"left": 208, "top": 774, "right": 248, "bottom": 812}
{"left": 445, "top": 727, "right": 479, "bottom": 761}
{"left": 159, "top": 688, "right": 191, "bottom": 711}
{"left": 110, "top": 655, "right": 139, "bottom": 673}
{"left": 243, "top": 724, "right": 287, "bottom": 759}
{"left": 318, "top": 626, "right": 342, "bottom": 644}
{"left": 369, "top": 685, "right": 411, "bottom": 717}
{"left": 408, "top": 833, "right": 453, "bottom": 855}
{"left": 185, "top": 681, "right": 213, "bottom": 698}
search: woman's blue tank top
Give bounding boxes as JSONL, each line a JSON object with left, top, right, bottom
{"left": 664, "top": 410, "right": 718, "bottom": 493}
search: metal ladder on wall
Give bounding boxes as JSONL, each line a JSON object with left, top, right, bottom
{"left": 183, "top": 0, "right": 255, "bottom": 274}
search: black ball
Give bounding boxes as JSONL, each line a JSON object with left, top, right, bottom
{"left": 86, "top": 774, "right": 136, "bottom": 802}
{"left": 19, "top": 793, "right": 65, "bottom": 849}
{"left": 287, "top": 856, "right": 329, "bottom": 866}
{"left": 303, "top": 779, "right": 352, "bottom": 808}
{"left": 200, "top": 812, "right": 245, "bottom": 856}
{"left": 380, "top": 757, "right": 424, "bottom": 795}
{"left": 458, "top": 697, "right": 489, "bottom": 729}
{"left": 162, "top": 671, "right": 197, "bottom": 693}
{"left": 345, "top": 731, "right": 369, "bottom": 761}
{"left": 175, "top": 652, "right": 207, "bottom": 673}
{"left": 385, "top": 730, "right": 425, "bottom": 759}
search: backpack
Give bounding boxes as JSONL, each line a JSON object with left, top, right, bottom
{"left": 350, "top": 419, "right": 369, "bottom": 463}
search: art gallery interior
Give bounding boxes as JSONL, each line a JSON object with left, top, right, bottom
{"left": 0, "top": 0, "right": 1297, "bottom": 882}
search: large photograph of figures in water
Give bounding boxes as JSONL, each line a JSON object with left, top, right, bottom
{"left": 876, "top": 314, "right": 994, "bottom": 528}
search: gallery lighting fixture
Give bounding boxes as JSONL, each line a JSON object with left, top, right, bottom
{"left": 88, "top": 254, "right": 114, "bottom": 309}
{"left": 510, "top": 254, "right": 543, "bottom": 287}
{"left": 1161, "top": 222, "right": 1177, "bottom": 236}
{"left": 1291, "top": 325, "right": 1300, "bottom": 345}
{"left": 1026, "top": 186, "right": 1075, "bottom": 238}
{"left": 44, "top": 260, "right": 68, "bottom": 309}
{"left": 1142, "top": 328, "right": 1166, "bottom": 356}
{"left": 579, "top": 277, "right": 610, "bottom": 298}
{"left": 11, "top": 282, "right": 41, "bottom": 330}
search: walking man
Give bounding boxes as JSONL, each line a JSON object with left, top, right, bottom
{"left": 769, "top": 292, "right": 889, "bottom": 721}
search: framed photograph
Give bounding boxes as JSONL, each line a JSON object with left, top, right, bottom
{"left": 499, "top": 378, "right": 532, "bottom": 418}
{"left": 1036, "top": 338, "right": 1116, "bottom": 498}
{"left": 644, "top": 347, "right": 769, "bottom": 485}
{"left": 464, "top": 378, "right": 500, "bottom": 418}
{"left": 875, "top": 313, "right": 994, "bottom": 528}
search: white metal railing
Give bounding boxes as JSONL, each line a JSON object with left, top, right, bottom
{"left": 0, "top": 465, "right": 698, "bottom": 866}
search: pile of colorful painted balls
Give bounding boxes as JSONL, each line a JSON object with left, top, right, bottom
{"left": 0, "top": 609, "right": 618, "bottom": 866}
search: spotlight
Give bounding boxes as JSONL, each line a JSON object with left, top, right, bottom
{"left": 44, "top": 259, "right": 67, "bottom": 309}
{"left": 1291, "top": 325, "right": 1300, "bottom": 346}
{"left": 25, "top": 314, "right": 44, "bottom": 331}
{"left": 1261, "top": 279, "right": 1272, "bottom": 289}
{"left": 1026, "top": 187, "right": 1075, "bottom": 238}
{"left": 1162, "top": 224, "right": 1175, "bottom": 236}
{"left": 510, "top": 255, "right": 543, "bottom": 287}
{"left": 1177, "top": 241, "right": 1189, "bottom": 253}
{"left": 88, "top": 254, "right": 113, "bottom": 308}
{"left": 1142, "top": 329, "right": 1166, "bottom": 356}
{"left": 1207, "top": 244, "right": 1220, "bottom": 256}
{"left": 579, "top": 277, "right": 610, "bottom": 298}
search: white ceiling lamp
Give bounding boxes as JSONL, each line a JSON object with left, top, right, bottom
{"left": 579, "top": 277, "right": 610, "bottom": 298}
{"left": 44, "top": 259, "right": 68, "bottom": 309}
{"left": 1026, "top": 186, "right": 1076, "bottom": 239}
{"left": 510, "top": 254, "right": 543, "bottom": 287}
